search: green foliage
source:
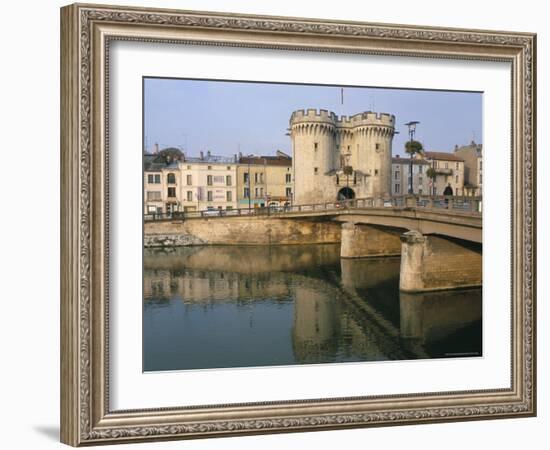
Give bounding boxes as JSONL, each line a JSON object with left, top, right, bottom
{"left": 404, "top": 140, "right": 424, "bottom": 156}
{"left": 426, "top": 167, "right": 437, "bottom": 179}
{"left": 154, "top": 147, "right": 184, "bottom": 164}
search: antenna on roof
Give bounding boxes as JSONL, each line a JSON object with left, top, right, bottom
{"left": 340, "top": 87, "right": 344, "bottom": 118}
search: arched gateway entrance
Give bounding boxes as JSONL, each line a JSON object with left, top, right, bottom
{"left": 337, "top": 187, "right": 355, "bottom": 201}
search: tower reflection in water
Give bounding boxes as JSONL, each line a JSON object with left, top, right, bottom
{"left": 143, "top": 245, "right": 481, "bottom": 371}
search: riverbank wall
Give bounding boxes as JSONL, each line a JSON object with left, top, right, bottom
{"left": 144, "top": 216, "right": 342, "bottom": 247}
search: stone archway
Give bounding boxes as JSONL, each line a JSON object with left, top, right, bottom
{"left": 337, "top": 187, "right": 355, "bottom": 201}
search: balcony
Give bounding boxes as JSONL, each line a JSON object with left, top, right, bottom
{"left": 435, "top": 168, "right": 453, "bottom": 175}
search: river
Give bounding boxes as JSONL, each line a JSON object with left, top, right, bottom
{"left": 143, "top": 244, "right": 482, "bottom": 371}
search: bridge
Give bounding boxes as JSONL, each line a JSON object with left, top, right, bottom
{"left": 144, "top": 195, "right": 482, "bottom": 293}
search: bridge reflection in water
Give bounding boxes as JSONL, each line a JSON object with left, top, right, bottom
{"left": 143, "top": 245, "right": 481, "bottom": 372}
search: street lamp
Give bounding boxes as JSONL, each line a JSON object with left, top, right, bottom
{"left": 405, "top": 121, "right": 420, "bottom": 194}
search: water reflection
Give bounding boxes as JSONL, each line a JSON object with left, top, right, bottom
{"left": 143, "top": 245, "right": 482, "bottom": 371}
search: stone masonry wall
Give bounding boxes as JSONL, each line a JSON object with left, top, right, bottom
{"left": 144, "top": 217, "right": 342, "bottom": 247}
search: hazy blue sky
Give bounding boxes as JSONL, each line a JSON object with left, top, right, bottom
{"left": 144, "top": 78, "right": 482, "bottom": 158}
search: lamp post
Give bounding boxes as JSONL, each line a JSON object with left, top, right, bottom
{"left": 405, "top": 121, "right": 420, "bottom": 194}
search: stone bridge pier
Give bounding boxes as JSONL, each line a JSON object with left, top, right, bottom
{"left": 339, "top": 222, "right": 482, "bottom": 292}
{"left": 399, "top": 230, "right": 482, "bottom": 292}
{"left": 340, "top": 222, "right": 402, "bottom": 258}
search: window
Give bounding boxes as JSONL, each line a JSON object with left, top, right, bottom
{"left": 419, "top": 188, "right": 423, "bottom": 195}
{"left": 260, "top": 188, "right": 264, "bottom": 197}
{"left": 255, "top": 187, "right": 259, "bottom": 197}
{"left": 187, "top": 165, "right": 191, "bottom": 170}
{"left": 207, "top": 175, "right": 213, "bottom": 186}
{"left": 226, "top": 175, "right": 232, "bottom": 186}
{"left": 445, "top": 162, "right": 449, "bottom": 169}
{"left": 479, "top": 174, "right": 482, "bottom": 184}
{"left": 419, "top": 176, "right": 423, "bottom": 184}
{"left": 419, "top": 165, "right": 423, "bottom": 173}
{"left": 146, "top": 191, "right": 161, "bottom": 201}
{"left": 213, "top": 175, "right": 225, "bottom": 184}
{"left": 244, "top": 187, "right": 250, "bottom": 198}
{"left": 347, "top": 145, "right": 351, "bottom": 151}
{"left": 255, "top": 173, "right": 259, "bottom": 183}
{"left": 286, "top": 187, "right": 292, "bottom": 197}
{"left": 244, "top": 173, "right": 249, "bottom": 183}
{"left": 314, "top": 142, "right": 318, "bottom": 151}
{"left": 187, "top": 191, "right": 193, "bottom": 201}
{"left": 186, "top": 174, "right": 192, "bottom": 185}
{"left": 353, "top": 173, "right": 357, "bottom": 184}
{"left": 285, "top": 174, "right": 291, "bottom": 183}
{"left": 395, "top": 184, "right": 400, "bottom": 194}
{"left": 374, "top": 169, "right": 379, "bottom": 176}
{"left": 208, "top": 166, "right": 212, "bottom": 170}
{"left": 375, "top": 143, "right": 380, "bottom": 150}
{"left": 147, "top": 174, "right": 161, "bottom": 184}
{"left": 336, "top": 175, "right": 339, "bottom": 185}
{"left": 395, "top": 171, "right": 400, "bottom": 179}
{"left": 167, "top": 187, "right": 176, "bottom": 198}
{"left": 479, "top": 160, "right": 483, "bottom": 170}
{"left": 167, "top": 173, "right": 176, "bottom": 184}
{"left": 259, "top": 173, "right": 264, "bottom": 183}
{"left": 314, "top": 167, "right": 318, "bottom": 174}
{"left": 226, "top": 206, "right": 233, "bottom": 210}
{"left": 456, "top": 162, "right": 459, "bottom": 169}
{"left": 456, "top": 175, "right": 459, "bottom": 183}
{"left": 207, "top": 191, "right": 213, "bottom": 201}
{"left": 226, "top": 191, "right": 232, "bottom": 202}
{"left": 227, "top": 166, "right": 231, "bottom": 170}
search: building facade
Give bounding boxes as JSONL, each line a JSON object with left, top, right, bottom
{"left": 391, "top": 156, "right": 431, "bottom": 196}
{"left": 423, "top": 151, "right": 465, "bottom": 196}
{"left": 290, "top": 109, "right": 396, "bottom": 204}
{"left": 454, "top": 141, "right": 483, "bottom": 196}
{"left": 237, "top": 151, "right": 293, "bottom": 208}
{"left": 144, "top": 152, "right": 238, "bottom": 214}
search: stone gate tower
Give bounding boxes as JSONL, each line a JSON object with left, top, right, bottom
{"left": 289, "top": 109, "right": 395, "bottom": 205}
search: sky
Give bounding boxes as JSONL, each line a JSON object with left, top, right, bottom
{"left": 143, "top": 78, "right": 482, "bottom": 158}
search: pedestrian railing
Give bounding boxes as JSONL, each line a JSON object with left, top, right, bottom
{"left": 144, "top": 195, "right": 482, "bottom": 222}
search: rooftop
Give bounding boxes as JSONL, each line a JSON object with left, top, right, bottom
{"left": 423, "top": 151, "right": 464, "bottom": 162}
{"left": 392, "top": 156, "right": 430, "bottom": 165}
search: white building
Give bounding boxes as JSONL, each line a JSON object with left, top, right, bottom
{"left": 391, "top": 156, "right": 431, "bottom": 195}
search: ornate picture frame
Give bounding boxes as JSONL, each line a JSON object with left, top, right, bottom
{"left": 60, "top": 3, "right": 536, "bottom": 446}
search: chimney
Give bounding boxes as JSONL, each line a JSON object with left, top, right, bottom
{"left": 234, "top": 154, "right": 237, "bottom": 163}
{"left": 238, "top": 151, "right": 243, "bottom": 160}
{"left": 395, "top": 154, "right": 400, "bottom": 158}
{"left": 153, "top": 142, "right": 159, "bottom": 154}
{"left": 200, "top": 151, "right": 204, "bottom": 160}
{"left": 455, "top": 144, "right": 459, "bottom": 151}
{"left": 207, "top": 150, "right": 211, "bottom": 158}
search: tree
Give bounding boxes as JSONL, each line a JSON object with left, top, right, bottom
{"left": 426, "top": 167, "right": 437, "bottom": 196}
{"left": 153, "top": 147, "right": 184, "bottom": 165}
{"left": 404, "top": 140, "right": 424, "bottom": 194}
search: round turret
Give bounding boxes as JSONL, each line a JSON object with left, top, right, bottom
{"left": 290, "top": 109, "right": 396, "bottom": 204}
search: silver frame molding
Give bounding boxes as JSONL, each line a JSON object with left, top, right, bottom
{"left": 60, "top": 3, "right": 536, "bottom": 446}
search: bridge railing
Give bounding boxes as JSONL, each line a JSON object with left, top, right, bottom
{"left": 144, "top": 195, "right": 482, "bottom": 222}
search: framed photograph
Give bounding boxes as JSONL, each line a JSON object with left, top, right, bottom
{"left": 60, "top": 3, "right": 536, "bottom": 446}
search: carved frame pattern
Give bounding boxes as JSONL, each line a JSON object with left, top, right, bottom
{"left": 60, "top": 3, "right": 536, "bottom": 446}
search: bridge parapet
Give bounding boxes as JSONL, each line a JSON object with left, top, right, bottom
{"left": 144, "top": 195, "right": 482, "bottom": 222}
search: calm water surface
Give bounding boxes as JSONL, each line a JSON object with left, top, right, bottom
{"left": 143, "top": 244, "right": 482, "bottom": 371}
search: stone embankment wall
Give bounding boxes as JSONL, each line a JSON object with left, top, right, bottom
{"left": 144, "top": 217, "right": 342, "bottom": 247}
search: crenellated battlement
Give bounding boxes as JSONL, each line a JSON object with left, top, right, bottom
{"left": 290, "top": 109, "right": 395, "bottom": 129}
{"left": 290, "top": 109, "right": 338, "bottom": 124}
